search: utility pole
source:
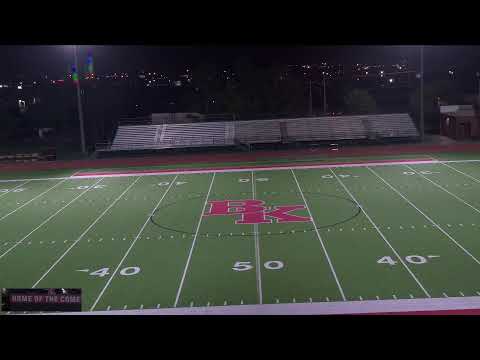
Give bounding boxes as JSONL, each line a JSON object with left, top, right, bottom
{"left": 420, "top": 45, "right": 425, "bottom": 142}
{"left": 309, "top": 79, "right": 313, "bottom": 116}
{"left": 74, "top": 45, "right": 86, "bottom": 154}
{"left": 323, "top": 75, "right": 327, "bottom": 115}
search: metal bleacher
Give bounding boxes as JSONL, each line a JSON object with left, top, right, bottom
{"left": 98, "top": 113, "right": 418, "bottom": 152}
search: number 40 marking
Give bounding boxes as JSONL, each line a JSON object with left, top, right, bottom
{"left": 377, "top": 255, "right": 439, "bottom": 266}
{"left": 87, "top": 266, "right": 141, "bottom": 277}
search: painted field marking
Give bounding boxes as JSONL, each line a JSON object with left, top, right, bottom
{"left": 0, "top": 180, "right": 31, "bottom": 200}
{"left": 331, "top": 168, "right": 431, "bottom": 298}
{"left": 291, "top": 169, "right": 346, "bottom": 301}
{"left": 405, "top": 165, "right": 480, "bottom": 215}
{"left": 90, "top": 175, "right": 179, "bottom": 311}
{"left": 32, "top": 177, "right": 141, "bottom": 288}
{"left": 0, "top": 178, "right": 69, "bottom": 223}
{"left": 0, "top": 178, "right": 104, "bottom": 261}
{"left": 368, "top": 167, "right": 480, "bottom": 266}
{"left": 174, "top": 173, "right": 216, "bottom": 307}
{"left": 251, "top": 171, "right": 263, "bottom": 305}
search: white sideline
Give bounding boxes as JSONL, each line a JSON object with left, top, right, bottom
{"left": 45, "top": 296, "right": 480, "bottom": 315}
{"left": 1, "top": 159, "right": 480, "bottom": 183}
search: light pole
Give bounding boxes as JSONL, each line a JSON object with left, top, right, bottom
{"left": 309, "top": 79, "right": 313, "bottom": 116}
{"left": 73, "top": 45, "right": 86, "bottom": 154}
{"left": 323, "top": 73, "right": 327, "bottom": 115}
{"left": 308, "top": 76, "right": 328, "bottom": 116}
{"left": 419, "top": 45, "right": 425, "bottom": 142}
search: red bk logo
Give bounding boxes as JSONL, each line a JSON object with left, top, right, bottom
{"left": 204, "top": 199, "right": 311, "bottom": 225}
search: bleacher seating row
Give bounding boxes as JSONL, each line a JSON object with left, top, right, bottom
{"left": 102, "top": 113, "right": 419, "bottom": 151}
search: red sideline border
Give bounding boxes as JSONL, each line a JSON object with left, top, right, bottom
{"left": 2, "top": 142, "right": 480, "bottom": 173}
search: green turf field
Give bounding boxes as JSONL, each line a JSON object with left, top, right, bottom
{"left": 2, "top": 154, "right": 480, "bottom": 313}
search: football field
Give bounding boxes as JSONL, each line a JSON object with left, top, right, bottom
{"left": 2, "top": 156, "right": 480, "bottom": 314}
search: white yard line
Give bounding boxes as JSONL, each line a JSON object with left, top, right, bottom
{"left": 32, "top": 177, "right": 142, "bottom": 288}
{"left": 0, "top": 178, "right": 104, "bottom": 261}
{"left": 367, "top": 167, "right": 480, "bottom": 266}
{"left": 330, "top": 168, "right": 431, "bottom": 298}
{"left": 430, "top": 156, "right": 480, "bottom": 185}
{"left": 251, "top": 171, "right": 263, "bottom": 304}
{"left": 0, "top": 180, "right": 32, "bottom": 200}
{"left": 0, "top": 178, "right": 69, "bottom": 222}
{"left": 291, "top": 169, "right": 346, "bottom": 301}
{"left": 405, "top": 165, "right": 480, "bottom": 215}
{"left": 174, "top": 173, "right": 216, "bottom": 308}
{"left": 90, "top": 175, "right": 179, "bottom": 311}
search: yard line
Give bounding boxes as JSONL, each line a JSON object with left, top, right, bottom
{"left": 0, "top": 178, "right": 104, "bottom": 261}
{"left": 0, "top": 180, "right": 32, "bottom": 200}
{"left": 405, "top": 165, "right": 480, "bottom": 215}
{"left": 330, "top": 168, "right": 431, "bottom": 298}
{"left": 251, "top": 171, "right": 263, "bottom": 304}
{"left": 0, "top": 178, "right": 69, "bottom": 223}
{"left": 291, "top": 169, "right": 346, "bottom": 301}
{"left": 431, "top": 156, "right": 480, "bottom": 185}
{"left": 90, "top": 175, "right": 178, "bottom": 311}
{"left": 174, "top": 173, "right": 216, "bottom": 308}
{"left": 368, "top": 167, "right": 480, "bottom": 266}
{"left": 32, "top": 177, "right": 141, "bottom": 288}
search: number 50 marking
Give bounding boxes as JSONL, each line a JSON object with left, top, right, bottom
{"left": 232, "top": 260, "right": 284, "bottom": 271}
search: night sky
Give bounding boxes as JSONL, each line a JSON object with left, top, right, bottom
{"left": 1, "top": 45, "right": 479, "bottom": 79}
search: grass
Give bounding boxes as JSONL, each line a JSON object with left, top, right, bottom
{"left": 1, "top": 153, "right": 480, "bottom": 313}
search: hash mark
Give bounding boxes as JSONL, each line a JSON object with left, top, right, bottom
{"left": 190, "top": 302, "right": 194, "bottom": 307}
{"left": 459, "top": 292, "right": 465, "bottom": 297}
{"left": 359, "top": 296, "right": 363, "bottom": 301}
{"left": 443, "top": 292, "right": 449, "bottom": 298}
{"left": 157, "top": 304, "right": 160, "bottom": 309}
{"left": 224, "top": 301, "right": 227, "bottom": 306}
{"left": 207, "top": 302, "right": 210, "bottom": 307}
{"left": 123, "top": 305, "right": 127, "bottom": 310}
{"left": 393, "top": 294, "right": 397, "bottom": 300}
{"left": 140, "top": 304, "right": 144, "bottom": 309}
{"left": 241, "top": 299, "right": 244, "bottom": 305}
{"left": 326, "top": 297, "right": 330, "bottom": 302}
{"left": 409, "top": 294, "right": 414, "bottom": 299}
{"left": 309, "top": 297, "right": 313, "bottom": 303}
{"left": 476, "top": 292, "right": 480, "bottom": 296}
{"left": 276, "top": 298, "right": 279, "bottom": 304}
{"left": 293, "top": 298, "right": 296, "bottom": 303}
{"left": 107, "top": 306, "right": 111, "bottom": 311}
{"left": 376, "top": 296, "right": 380, "bottom": 300}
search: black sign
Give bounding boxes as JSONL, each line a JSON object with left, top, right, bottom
{"left": 1, "top": 288, "right": 82, "bottom": 312}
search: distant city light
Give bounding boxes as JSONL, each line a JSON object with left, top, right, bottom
{"left": 389, "top": 78, "right": 394, "bottom": 83}
{"left": 17, "top": 85, "right": 22, "bottom": 90}
{"left": 448, "top": 70, "right": 454, "bottom": 75}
